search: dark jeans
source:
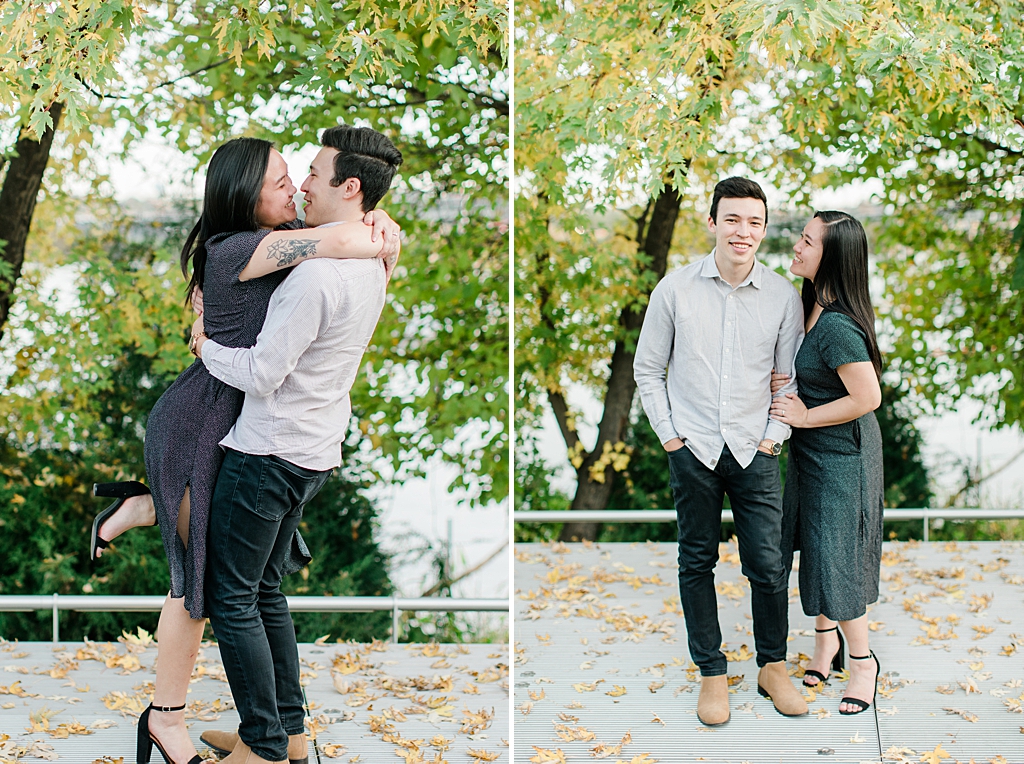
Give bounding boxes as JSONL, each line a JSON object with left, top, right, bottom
{"left": 205, "top": 449, "right": 331, "bottom": 761}
{"left": 668, "top": 444, "right": 789, "bottom": 677}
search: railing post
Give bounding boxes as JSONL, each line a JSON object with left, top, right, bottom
{"left": 923, "top": 509, "right": 929, "bottom": 543}
{"left": 391, "top": 596, "right": 400, "bottom": 645}
{"left": 52, "top": 593, "right": 59, "bottom": 644}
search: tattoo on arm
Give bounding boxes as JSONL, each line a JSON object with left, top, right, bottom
{"left": 266, "top": 238, "right": 318, "bottom": 268}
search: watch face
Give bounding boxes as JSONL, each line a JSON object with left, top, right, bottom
{"left": 771, "top": 442, "right": 782, "bottom": 455}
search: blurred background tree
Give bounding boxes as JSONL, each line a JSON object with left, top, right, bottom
{"left": 515, "top": 0, "right": 1024, "bottom": 539}
{"left": 0, "top": 0, "right": 508, "bottom": 641}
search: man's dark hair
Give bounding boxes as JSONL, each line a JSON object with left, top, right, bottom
{"left": 709, "top": 176, "right": 768, "bottom": 225}
{"left": 320, "top": 126, "right": 402, "bottom": 211}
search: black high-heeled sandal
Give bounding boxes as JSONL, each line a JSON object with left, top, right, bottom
{"left": 803, "top": 625, "right": 845, "bottom": 687}
{"left": 839, "top": 652, "right": 880, "bottom": 715}
{"left": 91, "top": 481, "right": 151, "bottom": 561}
{"left": 138, "top": 703, "right": 202, "bottom": 764}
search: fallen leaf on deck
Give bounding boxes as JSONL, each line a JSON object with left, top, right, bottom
{"left": 589, "top": 742, "right": 621, "bottom": 759}
{"left": 918, "top": 744, "right": 951, "bottom": 764}
{"left": 723, "top": 645, "right": 753, "bottom": 662}
{"left": 460, "top": 707, "right": 493, "bottom": 734}
{"left": 943, "top": 706, "right": 979, "bottom": 722}
{"left": 880, "top": 746, "right": 916, "bottom": 761}
{"left": 529, "top": 747, "right": 566, "bottom": 763}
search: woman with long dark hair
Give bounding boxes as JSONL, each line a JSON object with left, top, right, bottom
{"left": 88, "top": 136, "right": 400, "bottom": 764}
{"left": 769, "top": 210, "right": 884, "bottom": 716}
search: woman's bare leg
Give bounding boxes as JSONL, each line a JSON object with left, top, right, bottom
{"left": 802, "top": 614, "right": 840, "bottom": 687}
{"left": 95, "top": 493, "right": 157, "bottom": 557}
{"left": 147, "top": 487, "right": 206, "bottom": 762}
{"left": 839, "top": 614, "right": 876, "bottom": 712}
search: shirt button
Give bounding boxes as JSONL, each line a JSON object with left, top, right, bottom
{"left": 723, "top": 375, "right": 728, "bottom": 379}
{"left": 721, "top": 401, "right": 727, "bottom": 406}
{"left": 710, "top": 459, "right": 717, "bottom": 466}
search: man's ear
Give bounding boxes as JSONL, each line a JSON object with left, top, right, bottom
{"left": 341, "top": 177, "right": 362, "bottom": 199}
{"left": 707, "top": 214, "right": 717, "bottom": 234}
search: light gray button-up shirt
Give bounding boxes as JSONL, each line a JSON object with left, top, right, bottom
{"left": 201, "top": 257, "right": 386, "bottom": 471}
{"left": 634, "top": 251, "right": 804, "bottom": 470}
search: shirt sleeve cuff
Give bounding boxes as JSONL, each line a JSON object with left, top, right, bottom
{"left": 200, "top": 339, "right": 226, "bottom": 363}
{"left": 763, "top": 420, "right": 790, "bottom": 445}
{"left": 653, "top": 422, "right": 680, "bottom": 445}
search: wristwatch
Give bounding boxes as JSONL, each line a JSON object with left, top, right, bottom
{"left": 759, "top": 438, "right": 782, "bottom": 456}
{"left": 189, "top": 331, "right": 207, "bottom": 358}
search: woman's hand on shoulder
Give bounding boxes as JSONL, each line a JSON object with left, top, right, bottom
{"left": 384, "top": 236, "right": 401, "bottom": 285}
{"left": 769, "top": 392, "right": 808, "bottom": 427}
{"left": 363, "top": 209, "right": 401, "bottom": 262}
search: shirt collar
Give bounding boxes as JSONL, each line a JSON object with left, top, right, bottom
{"left": 703, "top": 249, "right": 763, "bottom": 290}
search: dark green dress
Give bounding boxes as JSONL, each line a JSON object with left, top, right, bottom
{"left": 783, "top": 310, "right": 884, "bottom": 622}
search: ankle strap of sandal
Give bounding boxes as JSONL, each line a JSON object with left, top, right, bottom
{"left": 815, "top": 626, "right": 839, "bottom": 633}
{"left": 848, "top": 654, "right": 872, "bottom": 660}
{"left": 149, "top": 703, "right": 186, "bottom": 713}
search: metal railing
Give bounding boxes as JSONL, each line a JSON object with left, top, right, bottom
{"left": 514, "top": 508, "right": 1024, "bottom": 543}
{"left": 0, "top": 595, "right": 508, "bottom": 644}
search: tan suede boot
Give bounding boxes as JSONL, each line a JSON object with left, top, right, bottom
{"left": 696, "top": 674, "right": 730, "bottom": 726}
{"left": 757, "top": 661, "right": 808, "bottom": 717}
{"left": 204, "top": 731, "right": 309, "bottom": 763}
{"left": 200, "top": 730, "right": 238, "bottom": 757}
{"left": 205, "top": 732, "right": 304, "bottom": 764}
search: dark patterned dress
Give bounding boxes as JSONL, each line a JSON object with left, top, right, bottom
{"left": 782, "top": 310, "right": 884, "bottom": 622}
{"left": 144, "top": 226, "right": 309, "bottom": 619}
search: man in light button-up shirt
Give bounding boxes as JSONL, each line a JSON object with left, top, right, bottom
{"left": 193, "top": 126, "right": 401, "bottom": 764}
{"left": 634, "top": 177, "right": 806, "bottom": 725}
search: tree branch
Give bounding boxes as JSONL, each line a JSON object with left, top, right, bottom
{"left": 945, "top": 444, "right": 1024, "bottom": 506}
{"left": 77, "top": 50, "right": 248, "bottom": 101}
{"left": 420, "top": 539, "right": 508, "bottom": 596}
{"left": 548, "top": 390, "right": 580, "bottom": 451}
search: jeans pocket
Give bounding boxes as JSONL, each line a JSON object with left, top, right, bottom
{"left": 246, "top": 458, "right": 315, "bottom": 523}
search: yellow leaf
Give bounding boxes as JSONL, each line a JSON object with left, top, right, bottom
{"left": 919, "top": 744, "right": 951, "bottom": 764}
{"left": 529, "top": 747, "right": 566, "bottom": 764}
{"left": 605, "top": 685, "right": 627, "bottom": 697}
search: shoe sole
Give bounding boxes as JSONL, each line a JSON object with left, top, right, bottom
{"left": 695, "top": 712, "right": 730, "bottom": 726}
{"left": 757, "top": 685, "right": 809, "bottom": 717}
{"left": 199, "top": 736, "right": 307, "bottom": 764}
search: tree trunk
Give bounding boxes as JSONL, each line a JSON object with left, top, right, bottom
{"left": 559, "top": 182, "right": 682, "bottom": 541}
{"left": 0, "top": 103, "right": 63, "bottom": 343}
